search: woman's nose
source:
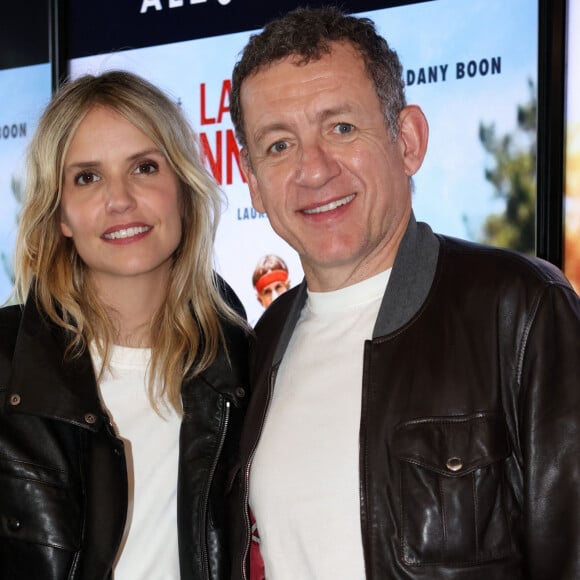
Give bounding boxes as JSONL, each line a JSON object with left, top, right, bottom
{"left": 104, "top": 179, "right": 136, "bottom": 213}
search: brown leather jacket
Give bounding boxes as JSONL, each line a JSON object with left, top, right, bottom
{"left": 231, "top": 216, "right": 580, "bottom": 579}
{"left": 0, "top": 284, "right": 249, "bottom": 580}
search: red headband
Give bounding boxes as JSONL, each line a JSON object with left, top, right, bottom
{"left": 255, "top": 269, "right": 289, "bottom": 293}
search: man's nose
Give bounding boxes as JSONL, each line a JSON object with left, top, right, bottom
{"left": 295, "top": 140, "right": 340, "bottom": 187}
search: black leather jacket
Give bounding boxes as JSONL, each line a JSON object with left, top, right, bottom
{"left": 231, "top": 216, "right": 580, "bottom": 579}
{"left": 0, "top": 291, "right": 249, "bottom": 580}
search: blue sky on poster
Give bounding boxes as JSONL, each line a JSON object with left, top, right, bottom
{"left": 363, "top": 0, "right": 538, "bottom": 240}
{"left": 2, "top": 0, "right": 538, "bottom": 318}
{"left": 0, "top": 63, "right": 51, "bottom": 303}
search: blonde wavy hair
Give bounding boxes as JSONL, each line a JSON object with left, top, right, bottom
{"left": 14, "top": 70, "right": 245, "bottom": 414}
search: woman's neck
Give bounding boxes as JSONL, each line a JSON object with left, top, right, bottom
{"left": 90, "top": 273, "right": 169, "bottom": 347}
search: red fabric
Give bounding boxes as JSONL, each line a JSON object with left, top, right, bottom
{"left": 249, "top": 510, "right": 265, "bottom": 580}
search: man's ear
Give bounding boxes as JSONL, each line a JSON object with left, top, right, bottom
{"left": 397, "top": 105, "right": 429, "bottom": 177}
{"left": 240, "top": 148, "right": 266, "bottom": 214}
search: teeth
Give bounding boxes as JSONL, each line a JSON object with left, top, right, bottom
{"left": 303, "top": 194, "right": 355, "bottom": 215}
{"left": 104, "top": 226, "right": 151, "bottom": 240}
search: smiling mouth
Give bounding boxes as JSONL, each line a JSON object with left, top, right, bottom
{"left": 302, "top": 194, "right": 356, "bottom": 215}
{"left": 103, "top": 226, "right": 152, "bottom": 240}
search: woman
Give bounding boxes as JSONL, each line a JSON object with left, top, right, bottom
{"left": 0, "top": 71, "right": 248, "bottom": 580}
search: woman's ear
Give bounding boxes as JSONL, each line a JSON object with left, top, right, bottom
{"left": 60, "top": 218, "right": 73, "bottom": 238}
{"left": 397, "top": 105, "right": 429, "bottom": 177}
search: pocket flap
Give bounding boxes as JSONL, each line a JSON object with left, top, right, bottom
{"left": 393, "top": 413, "right": 510, "bottom": 476}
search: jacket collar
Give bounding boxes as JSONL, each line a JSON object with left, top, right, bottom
{"left": 7, "top": 295, "right": 249, "bottom": 423}
{"left": 183, "top": 320, "right": 249, "bottom": 406}
{"left": 7, "top": 296, "right": 105, "bottom": 431}
{"left": 271, "top": 213, "right": 440, "bottom": 366}
{"left": 373, "top": 213, "right": 439, "bottom": 337}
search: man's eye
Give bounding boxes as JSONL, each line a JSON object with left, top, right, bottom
{"left": 269, "top": 141, "right": 289, "bottom": 154}
{"left": 334, "top": 123, "right": 354, "bottom": 135}
{"left": 75, "top": 171, "right": 99, "bottom": 186}
{"left": 135, "top": 161, "right": 159, "bottom": 174}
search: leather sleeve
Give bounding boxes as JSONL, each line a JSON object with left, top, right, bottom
{"left": 520, "top": 282, "right": 580, "bottom": 578}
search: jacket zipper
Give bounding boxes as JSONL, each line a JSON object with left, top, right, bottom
{"left": 241, "top": 365, "right": 278, "bottom": 580}
{"left": 201, "top": 398, "right": 231, "bottom": 579}
{"left": 359, "top": 341, "right": 371, "bottom": 577}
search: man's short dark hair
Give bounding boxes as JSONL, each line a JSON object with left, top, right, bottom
{"left": 230, "top": 6, "right": 406, "bottom": 150}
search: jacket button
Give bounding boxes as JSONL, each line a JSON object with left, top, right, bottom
{"left": 446, "top": 457, "right": 463, "bottom": 472}
{"left": 235, "top": 387, "right": 246, "bottom": 399}
{"left": 9, "top": 394, "right": 21, "bottom": 406}
{"left": 7, "top": 517, "right": 21, "bottom": 531}
{"left": 84, "top": 413, "right": 97, "bottom": 424}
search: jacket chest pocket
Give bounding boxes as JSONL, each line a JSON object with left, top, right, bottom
{"left": 393, "top": 413, "right": 513, "bottom": 567}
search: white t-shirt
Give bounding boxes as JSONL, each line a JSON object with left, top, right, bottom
{"left": 249, "top": 269, "right": 391, "bottom": 580}
{"left": 92, "top": 345, "right": 181, "bottom": 580}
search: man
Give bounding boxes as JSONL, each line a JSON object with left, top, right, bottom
{"left": 252, "top": 254, "right": 291, "bottom": 309}
{"left": 229, "top": 7, "right": 580, "bottom": 580}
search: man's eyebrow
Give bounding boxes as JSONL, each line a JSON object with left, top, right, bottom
{"left": 314, "top": 104, "right": 355, "bottom": 123}
{"left": 253, "top": 123, "right": 289, "bottom": 145}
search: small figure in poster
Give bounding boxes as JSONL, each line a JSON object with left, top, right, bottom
{"left": 252, "top": 254, "right": 291, "bottom": 309}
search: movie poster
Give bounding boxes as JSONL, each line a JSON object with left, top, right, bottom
{"left": 67, "top": 0, "right": 538, "bottom": 322}
{"left": 0, "top": 64, "right": 51, "bottom": 304}
{"left": 564, "top": 0, "right": 580, "bottom": 293}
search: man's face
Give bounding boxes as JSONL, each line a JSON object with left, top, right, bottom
{"left": 240, "top": 42, "right": 426, "bottom": 291}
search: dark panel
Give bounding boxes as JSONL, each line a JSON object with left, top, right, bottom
{"left": 536, "top": 0, "right": 566, "bottom": 266}
{"left": 0, "top": 0, "right": 50, "bottom": 70}
{"left": 66, "top": 0, "right": 432, "bottom": 59}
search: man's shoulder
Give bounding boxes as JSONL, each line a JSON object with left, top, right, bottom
{"left": 437, "top": 234, "right": 572, "bottom": 290}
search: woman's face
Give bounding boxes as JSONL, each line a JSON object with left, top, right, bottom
{"left": 60, "top": 105, "right": 183, "bottom": 292}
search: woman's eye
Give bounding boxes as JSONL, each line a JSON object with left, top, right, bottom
{"left": 334, "top": 123, "right": 354, "bottom": 135}
{"left": 135, "top": 161, "right": 159, "bottom": 175}
{"left": 75, "top": 171, "right": 99, "bottom": 186}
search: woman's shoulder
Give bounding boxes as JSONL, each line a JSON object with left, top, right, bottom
{"left": 0, "top": 303, "right": 23, "bottom": 337}
{"left": 0, "top": 304, "right": 23, "bottom": 377}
